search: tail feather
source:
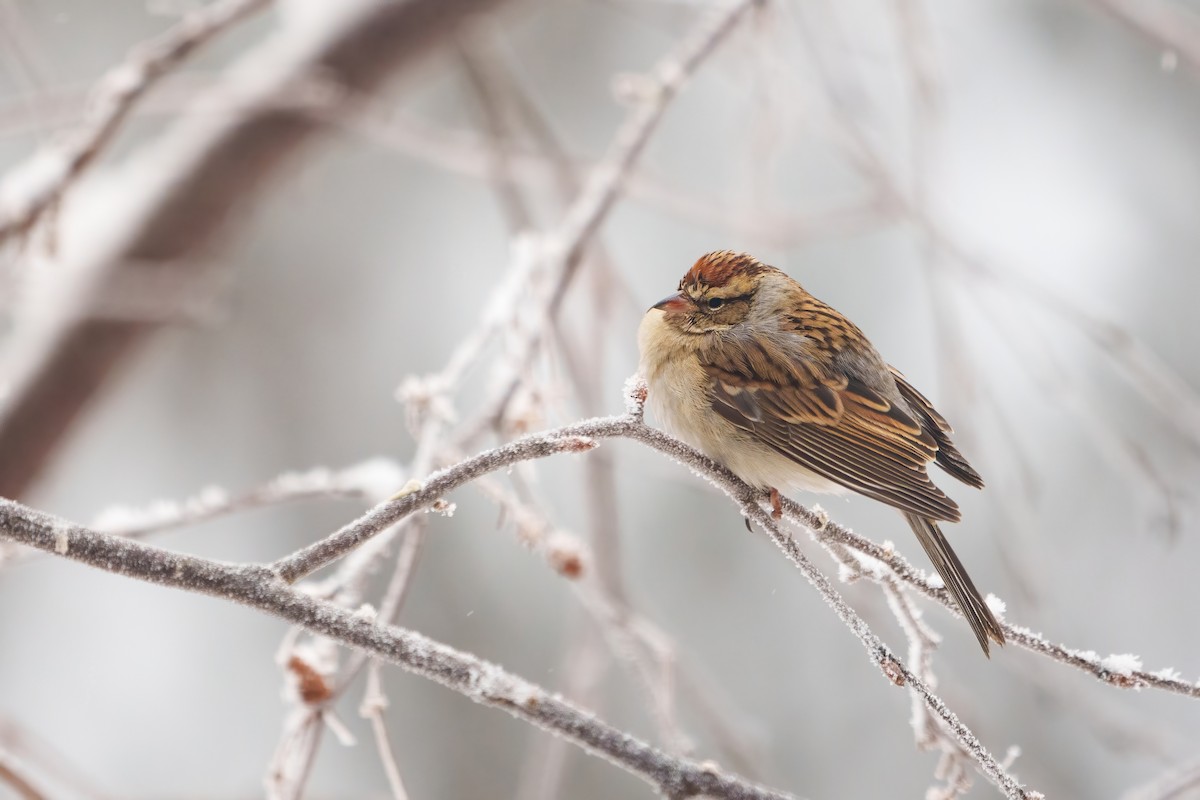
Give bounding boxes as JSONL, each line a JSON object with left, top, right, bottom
{"left": 903, "top": 512, "right": 1005, "bottom": 656}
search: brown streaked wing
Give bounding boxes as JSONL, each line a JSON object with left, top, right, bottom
{"left": 889, "top": 367, "right": 984, "bottom": 489}
{"left": 705, "top": 359, "right": 962, "bottom": 522}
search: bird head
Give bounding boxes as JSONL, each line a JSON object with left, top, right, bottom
{"left": 649, "top": 250, "right": 776, "bottom": 334}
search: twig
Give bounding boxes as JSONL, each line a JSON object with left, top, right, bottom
{"left": 362, "top": 664, "right": 412, "bottom": 800}
{"left": 94, "top": 458, "right": 403, "bottom": 537}
{"left": 271, "top": 434, "right": 598, "bottom": 583}
{"left": 1122, "top": 752, "right": 1200, "bottom": 800}
{"left": 264, "top": 710, "right": 323, "bottom": 800}
{"left": 783, "top": 494, "right": 1200, "bottom": 699}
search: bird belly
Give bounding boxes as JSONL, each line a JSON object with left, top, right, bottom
{"left": 638, "top": 330, "right": 844, "bottom": 496}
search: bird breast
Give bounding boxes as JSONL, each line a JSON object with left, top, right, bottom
{"left": 637, "top": 309, "right": 845, "bottom": 495}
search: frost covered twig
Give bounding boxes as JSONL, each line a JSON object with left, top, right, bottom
{"left": 92, "top": 458, "right": 404, "bottom": 537}
{"left": 785, "top": 491, "right": 1200, "bottom": 700}
{"left": 0, "top": 497, "right": 793, "bottom": 800}
{"left": 270, "top": 433, "right": 598, "bottom": 583}
{"left": 881, "top": 577, "right": 974, "bottom": 800}
{"left": 361, "top": 664, "right": 411, "bottom": 800}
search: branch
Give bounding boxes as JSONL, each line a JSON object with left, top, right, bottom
{"left": 0, "top": 0, "right": 270, "bottom": 244}
{"left": 0, "top": 0, "right": 513, "bottom": 499}
{"left": 0, "top": 498, "right": 794, "bottom": 800}
{"left": 789, "top": 495, "right": 1200, "bottom": 700}
{"left": 1089, "top": 0, "right": 1200, "bottom": 74}
{"left": 3, "top": 404, "right": 1035, "bottom": 797}
{"left": 271, "top": 434, "right": 598, "bottom": 583}
{"left": 461, "top": 0, "right": 765, "bottom": 438}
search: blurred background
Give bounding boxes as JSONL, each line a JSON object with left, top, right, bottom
{"left": 1, "top": 0, "right": 1199, "bottom": 797}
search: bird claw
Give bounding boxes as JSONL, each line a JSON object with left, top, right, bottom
{"left": 769, "top": 487, "right": 783, "bottom": 520}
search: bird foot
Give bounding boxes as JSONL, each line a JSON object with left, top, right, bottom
{"left": 769, "top": 487, "right": 783, "bottom": 520}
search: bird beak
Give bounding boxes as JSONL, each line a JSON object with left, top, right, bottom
{"left": 651, "top": 292, "right": 691, "bottom": 312}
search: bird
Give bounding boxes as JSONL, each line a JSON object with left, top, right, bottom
{"left": 637, "top": 250, "right": 1005, "bottom": 655}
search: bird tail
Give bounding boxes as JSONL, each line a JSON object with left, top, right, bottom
{"left": 903, "top": 512, "right": 1006, "bottom": 656}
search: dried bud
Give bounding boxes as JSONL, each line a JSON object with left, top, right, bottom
{"left": 287, "top": 655, "right": 333, "bottom": 704}
{"left": 545, "top": 533, "right": 586, "bottom": 579}
{"left": 558, "top": 436, "right": 597, "bottom": 454}
{"left": 880, "top": 654, "right": 907, "bottom": 687}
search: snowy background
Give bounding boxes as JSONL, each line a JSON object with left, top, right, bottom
{"left": 1, "top": 0, "right": 1199, "bottom": 798}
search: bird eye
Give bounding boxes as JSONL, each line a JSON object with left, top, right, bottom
{"left": 706, "top": 297, "right": 724, "bottom": 310}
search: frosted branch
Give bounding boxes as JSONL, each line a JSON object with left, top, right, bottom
{"left": 0, "top": 497, "right": 793, "bottom": 800}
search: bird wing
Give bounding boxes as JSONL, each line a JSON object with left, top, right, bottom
{"left": 701, "top": 341, "right": 963, "bottom": 522}
{"left": 888, "top": 366, "right": 984, "bottom": 489}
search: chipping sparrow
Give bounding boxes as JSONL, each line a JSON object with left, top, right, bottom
{"left": 638, "top": 250, "right": 1004, "bottom": 655}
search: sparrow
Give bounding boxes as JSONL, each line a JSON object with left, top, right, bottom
{"left": 637, "top": 250, "right": 1005, "bottom": 655}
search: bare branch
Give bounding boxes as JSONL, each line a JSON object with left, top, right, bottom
{"left": 786, "top": 495, "right": 1200, "bottom": 700}
{"left": 1122, "top": 752, "right": 1200, "bottom": 800}
{"left": 0, "top": 751, "right": 48, "bottom": 800}
{"left": 271, "top": 434, "right": 598, "bottom": 583}
{"left": 361, "top": 664, "right": 412, "bottom": 800}
{"left": 0, "top": 400, "right": 1040, "bottom": 798}
{"left": 0, "top": 497, "right": 795, "bottom": 800}
{"left": 0, "top": 0, "right": 514, "bottom": 499}
{"left": 1089, "top": 0, "right": 1200, "bottom": 74}
{"left": 0, "top": 0, "right": 270, "bottom": 245}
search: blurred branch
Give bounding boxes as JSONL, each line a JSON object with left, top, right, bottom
{"left": 1122, "top": 752, "right": 1200, "bottom": 800}
{"left": 0, "top": 0, "right": 512, "bottom": 500}
{"left": 1089, "top": 0, "right": 1200, "bottom": 73}
{"left": 0, "top": 752, "right": 47, "bottom": 800}
{"left": 461, "top": 0, "right": 766, "bottom": 438}
{"left": 361, "top": 664, "right": 412, "bottom": 800}
{"left": 264, "top": 708, "right": 323, "bottom": 800}
{"left": 0, "top": 0, "right": 271, "bottom": 246}
{"left": 0, "top": 457, "right": 403, "bottom": 569}
{"left": 0, "top": 716, "right": 106, "bottom": 800}
{"left": 93, "top": 459, "right": 400, "bottom": 536}
{"left": 0, "top": 496, "right": 795, "bottom": 800}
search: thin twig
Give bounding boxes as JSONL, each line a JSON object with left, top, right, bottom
{"left": 271, "top": 434, "right": 598, "bottom": 583}
{"left": 362, "top": 664, "right": 412, "bottom": 800}
{"left": 1122, "top": 752, "right": 1200, "bottom": 800}
{"left": 784, "top": 494, "right": 1200, "bottom": 699}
